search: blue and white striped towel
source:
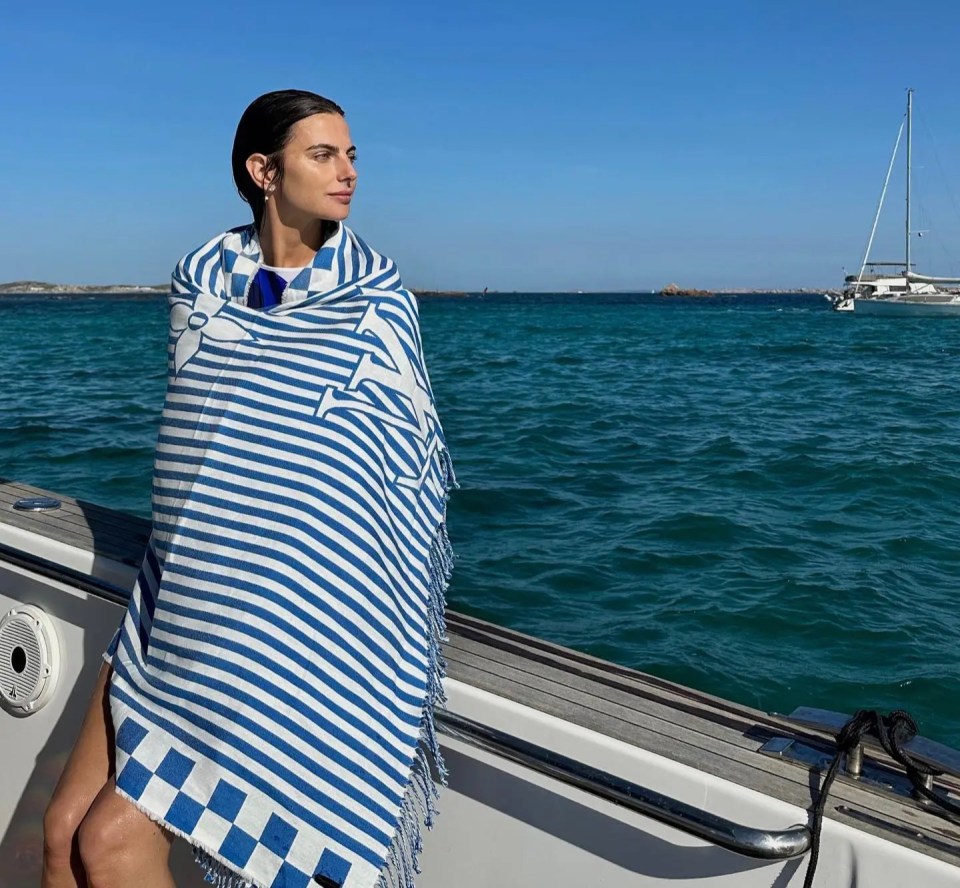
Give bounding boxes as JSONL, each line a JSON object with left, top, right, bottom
{"left": 106, "top": 223, "right": 454, "bottom": 888}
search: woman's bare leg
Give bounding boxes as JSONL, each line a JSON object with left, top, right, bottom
{"left": 42, "top": 661, "right": 115, "bottom": 888}
{"left": 42, "top": 660, "right": 176, "bottom": 888}
{"left": 76, "top": 774, "right": 175, "bottom": 888}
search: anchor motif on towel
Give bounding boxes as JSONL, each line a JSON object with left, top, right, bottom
{"left": 315, "top": 300, "right": 438, "bottom": 488}
{"left": 170, "top": 293, "right": 253, "bottom": 375}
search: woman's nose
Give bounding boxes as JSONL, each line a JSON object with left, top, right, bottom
{"left": 338, "top": 156, "right": 357, "bottom": 182}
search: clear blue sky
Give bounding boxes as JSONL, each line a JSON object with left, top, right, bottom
{"left": 4, "top": 0, "right": 960, "bottom": 290}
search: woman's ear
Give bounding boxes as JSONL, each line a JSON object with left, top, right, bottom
{"left": 245, "top": 153, "right": 273, "bottom": 191}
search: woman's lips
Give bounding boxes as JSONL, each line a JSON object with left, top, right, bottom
{"left": 330, "top": 193, "right": 353, "bottom": 203}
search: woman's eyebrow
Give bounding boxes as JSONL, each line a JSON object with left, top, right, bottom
{"left": 305, "top": 142, "right": 357, "bottom": 154}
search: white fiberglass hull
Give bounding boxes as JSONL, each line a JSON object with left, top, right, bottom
{"left": 2, "top": 483, "right": 960, "bottom": 887}
{"left": 855, "top": 297, "right": 960, "bottom": 317}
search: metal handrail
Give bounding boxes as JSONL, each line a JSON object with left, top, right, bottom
{"left": 437, "top": 710, "right": 811, "bottom": 860}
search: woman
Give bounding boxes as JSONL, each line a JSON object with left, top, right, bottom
{"left": 43, "top": 90, "right": 454, "bottom": 888}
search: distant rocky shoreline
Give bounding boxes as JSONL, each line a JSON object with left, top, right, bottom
{"left": 0, "top": 281, "right": 827, "bottom": 298}
{"left": 0, "top": 281, "right": 468, "bottom": 298}
{"left": 658, "top": 282, "right": 827, "bottom": 297}
{"left": 0, "top": 281, "right": 167, "bottom": 295}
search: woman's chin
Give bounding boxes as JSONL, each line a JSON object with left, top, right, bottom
{"left": 321, "top": 203, "right": 351, "bottom": 222}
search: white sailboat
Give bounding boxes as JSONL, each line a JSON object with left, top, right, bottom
{"left": 3, "top": 478, "right": 960, "bottom": 886}
{"left": 832, "top": 89, "right": 960, "bottom": 316}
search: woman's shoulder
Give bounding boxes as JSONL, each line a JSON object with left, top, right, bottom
{"left": 342, "top": 226, "right": 405, "bottom": 289}
{"left": 171, "top": 225, "right": 256, "bottom": 294}
{"left": 174, "top": 224, "right": 255, "bottom": 273}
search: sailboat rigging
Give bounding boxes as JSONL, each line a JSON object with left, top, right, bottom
{"left": 830, "top": 89, "right": 960, "bottom": 316}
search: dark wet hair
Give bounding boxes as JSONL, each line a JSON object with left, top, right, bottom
{"left": 232, "top": 90, "right": 345, "bottom": 230}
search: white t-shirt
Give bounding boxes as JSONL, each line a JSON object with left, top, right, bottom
{"left": 260, "top": 264, "right": 305, "bottom": 285}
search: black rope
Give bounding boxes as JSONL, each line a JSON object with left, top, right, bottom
{"left": 802, "top": 709, "right": 960, "bottom": 888}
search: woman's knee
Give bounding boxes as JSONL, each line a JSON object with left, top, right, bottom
{"left": 76, "top": 796, "right": 127, "bottom": 879}
{"left": 77, "top": 782, "right": 173, "bottom": 885}
{"left": 42, "top": 791, "right": 85, "bottom": 863}
{"left": 45, "top": 664, "right": 115, "bottom": 860}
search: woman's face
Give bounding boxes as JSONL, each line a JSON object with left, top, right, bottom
{"left": 271, "top": 113, "right": 358, "bottom": 223}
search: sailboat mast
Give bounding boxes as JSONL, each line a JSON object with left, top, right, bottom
{"left": 905, "top": 87, "right": 913, "bottom": 279}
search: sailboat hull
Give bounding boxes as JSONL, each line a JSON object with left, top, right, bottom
{"left": 855, "top": 297, "right": 960, "bottom": 317}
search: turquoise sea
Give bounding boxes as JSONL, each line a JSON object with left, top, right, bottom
{"left": 3, "top": 292, "right": 960, "bottom": 746}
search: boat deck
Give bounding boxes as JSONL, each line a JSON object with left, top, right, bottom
{"left": 3, "top": 476, "right": 959, "bottom": 868}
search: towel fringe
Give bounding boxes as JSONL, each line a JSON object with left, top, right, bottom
{"left": 113, "top": 780, "right": 258, "bottom": 887}
{"left": 193, "top": 845, "right": 257, "bottom": 888}
{"left": 376, "top": 450, "right": 456, "bottom": 888}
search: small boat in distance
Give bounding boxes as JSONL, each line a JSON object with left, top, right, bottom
{"left": 832, "top": 89, "right": 960, "bottom": 316}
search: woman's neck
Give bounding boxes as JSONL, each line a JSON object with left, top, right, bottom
{"left": 258, "top": 218, "right": 337, "bottom": 267}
